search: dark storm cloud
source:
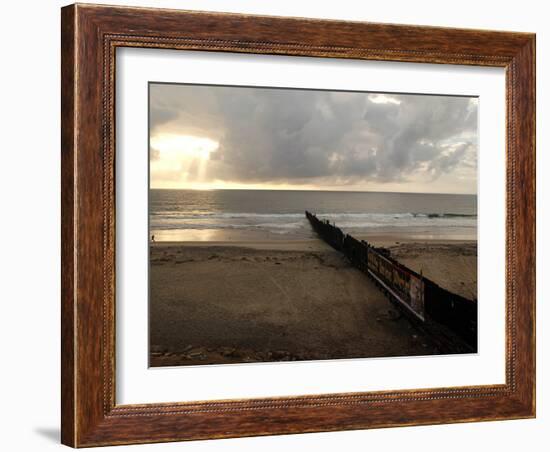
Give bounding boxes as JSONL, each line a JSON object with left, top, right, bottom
{"left": 149, "top": 83, "right": 477, "bottom": 189}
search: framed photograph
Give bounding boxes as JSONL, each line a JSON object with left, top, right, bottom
{"left": 61, "top": 3, "right": 535, "bottom": 447}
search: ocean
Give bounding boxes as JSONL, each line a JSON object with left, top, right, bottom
{"left": 149, "top": 189, "right": 477, "bottom": 242}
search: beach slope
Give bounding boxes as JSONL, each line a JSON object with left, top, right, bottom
{"left": 148, "top": 240, "right": 475, "bottom": 366}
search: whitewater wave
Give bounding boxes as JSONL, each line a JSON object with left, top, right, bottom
{"left": 151, "top": 211, "right": 476, "bottom": 220}
{"left": 150, "top": 211, "right": 477, "bottom": 233}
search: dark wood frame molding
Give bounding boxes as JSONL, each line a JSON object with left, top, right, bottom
{"left": 61, "top": 3, "right": 536, "bottom": 447}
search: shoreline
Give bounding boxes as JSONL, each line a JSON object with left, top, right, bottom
{"left": 149, "top": 224, "right": 477, "bottom": 244}
{"left": 151, "top": 236, "right": 476, "bottom": 251}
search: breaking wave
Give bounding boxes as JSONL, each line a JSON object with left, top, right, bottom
{"left": 150, "top": 211, "right": 477, "bottom": 234}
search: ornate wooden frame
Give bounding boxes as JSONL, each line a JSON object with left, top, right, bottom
{"left": 61, "top": 3, "right": 535, "bottom": 447}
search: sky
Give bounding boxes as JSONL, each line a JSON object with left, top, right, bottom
{"left": 149, "top": 83, "right": 478, "bottom": 194}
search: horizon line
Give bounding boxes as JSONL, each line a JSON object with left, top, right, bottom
{"left": 149, "top": 187, "right": 477, "bottom": 196}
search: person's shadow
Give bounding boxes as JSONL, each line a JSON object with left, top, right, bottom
{"left": 34, "top": 427, "right": 59, "bottom": 443}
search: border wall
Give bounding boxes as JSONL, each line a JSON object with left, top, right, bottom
{"left": 305, "top": 211, "right": 477, "bottom": 353}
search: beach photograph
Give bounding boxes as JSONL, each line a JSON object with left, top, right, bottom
{"left": 148, "top": 83, "right": 478, "bottom": 367}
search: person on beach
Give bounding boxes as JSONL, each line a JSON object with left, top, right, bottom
{"left": 151, "top": 234, "right": 155, "bottom": 243}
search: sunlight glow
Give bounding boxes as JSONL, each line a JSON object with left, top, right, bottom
{"left": 150, "top": 134, "right": 219, "bottom": 186}
{"left": 151, "top": 134, "right": 219, "bottom": 160}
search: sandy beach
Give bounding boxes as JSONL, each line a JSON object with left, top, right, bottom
{"left": 149, "top": 238, "right": 476, "bottom": 366}
{"left": 359, "top": 237, "right": 477, "bottom": 300}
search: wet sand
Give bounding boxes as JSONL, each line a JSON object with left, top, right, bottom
{"left": 149, "top": 239, "right": 476, "bottom": 366}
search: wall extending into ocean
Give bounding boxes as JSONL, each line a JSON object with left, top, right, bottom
{"left": 306, "top": 211, "right": 477, "bottom": 353}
